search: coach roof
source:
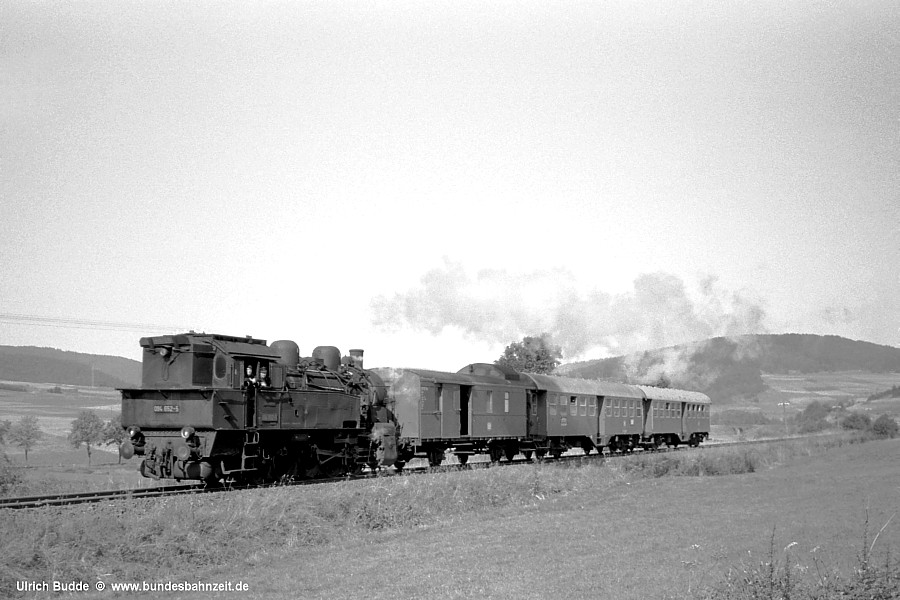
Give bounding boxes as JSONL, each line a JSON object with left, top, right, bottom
{"left": 524, "top": 374, "right": 645, "bottom": 398}
{"left": 637, "top": 385, "right": 711, "bottom": 404}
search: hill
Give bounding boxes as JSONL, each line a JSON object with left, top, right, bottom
{"left": 558, "top": 334, "right": 900, "bottom": 401}
{"left": 0, "top": 346, "right": 141, "bottom": 388}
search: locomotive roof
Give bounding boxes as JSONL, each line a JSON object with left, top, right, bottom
{"left": 140, "top": 333, "right": 282, "bottom": 360}
{"left": 524, "top": 373, "right": 645, "bottom": 398}
{"left": 637, "top": 385, "right": 711, "bottom": 404}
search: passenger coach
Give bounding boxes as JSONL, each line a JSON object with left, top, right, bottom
{"left": 379, "top": 363, "right": 711, "bottom": 466}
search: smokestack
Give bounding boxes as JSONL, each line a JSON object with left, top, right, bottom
{"left": 349, "top": 349, "right": 364, "bottom": 369}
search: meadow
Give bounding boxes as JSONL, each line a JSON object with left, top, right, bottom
{"left": 0, "top": 383, "right": 159, "bottom": 497}
{"left": 1, "top": 433, "right": 898, "bottom": 599}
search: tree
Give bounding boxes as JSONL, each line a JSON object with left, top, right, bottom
{"left": 69, "top": 411, "right": 106, "bottom": 466}
{"left": 102, "top": 412, "right": 127, "bottom": 464}
{"left": 0, "top": 419, "right": 11, "bottom": 446}
{"left": 872, "top": 414, "right": 899, "bottom": 439}
{"left": 793, "top": 401, "right": 831, "bottom": 433}
{"left": 9, "top": 415, "right": 43, "bottom": 463}
{"left": 840, "top": 412, "right": 872, "bottom": 431}
{"left": 495, "top": 334, "right": 562, "bottom": 374}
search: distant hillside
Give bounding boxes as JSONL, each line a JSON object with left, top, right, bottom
{"left": 559, "top": 334, "right": 900, "bottom": 402}
{"left": 0, "top": 346, "right": 141, "bottom": 388}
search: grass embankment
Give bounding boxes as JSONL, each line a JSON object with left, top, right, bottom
{"left": 2, "top": 433, "right": 898, "bottom": 599}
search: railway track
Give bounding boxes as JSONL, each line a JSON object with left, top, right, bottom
{"left": 0, "top": 483, "right": 207, "bottom": 510}
{"left": 0, "top": 435, "right": 821, "bottom": 510}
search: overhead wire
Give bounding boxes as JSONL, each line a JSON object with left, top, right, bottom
{"left": 0, "top": 312, "right": 201, "bottom": 333}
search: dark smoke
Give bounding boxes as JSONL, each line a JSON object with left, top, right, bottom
{"left": 371, "top": 260, "right": 768, "bottom": 360}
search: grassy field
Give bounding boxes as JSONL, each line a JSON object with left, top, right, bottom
{"left": 757, "top": 371, "right": 900, "bottom": 418}
{"left": 0, "top": 382, "right": 155, "bottom": 496}
{"left": 1, "top": 433, "right": 898, "bottom": 599}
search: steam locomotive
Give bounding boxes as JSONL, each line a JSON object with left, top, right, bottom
{"left": 120, "top": 332, "right": 710, "bottom": 484}
{"left": 120, "top": 332, "right": 398, "bottom": 484}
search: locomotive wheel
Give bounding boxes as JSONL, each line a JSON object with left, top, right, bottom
{"left": 394, "top": 461, "right": 406, "bottom": 472}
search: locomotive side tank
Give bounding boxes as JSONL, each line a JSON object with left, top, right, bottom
{"left": 120, "top": 332, "right": 399, "bottom": 483}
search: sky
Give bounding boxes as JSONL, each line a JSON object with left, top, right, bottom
{"left": 1, "top": 1, "right": 898, "bottom": 371}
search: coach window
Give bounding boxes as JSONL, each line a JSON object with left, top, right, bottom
{"left": 579, "top": 397, "right": 587, "bottom": 416}
{"left": 549, "top": 395, "right": 557, "bottom": 416}
{"left": 605, "top": 401, "right": 611, "bottom": 417}
{"left": 589, "top": 397, "right": 596, "bottom": 417}
{"left": 637, "top": 404, "right": 642, "bottom": 417}
{"left": 614, "top": 398, "right": 619, "bottom": 417}
{"left": 487, "top": 391, "right": 493, "bottom": 414}
{"left": 505, "top": 391, "right": 510, "bottom": 413}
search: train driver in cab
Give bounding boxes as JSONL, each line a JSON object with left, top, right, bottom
{"left": 242, "top": 364, "right": 257, "bottom": 389}
{"left": 258, "top": 365, "right": 271, "bottom": 388}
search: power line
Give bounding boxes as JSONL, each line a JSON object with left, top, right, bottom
{"left": 0, "top": 312, "right": 200, "bottom": 333}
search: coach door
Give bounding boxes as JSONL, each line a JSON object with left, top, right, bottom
{"left": 440, "top": 384, "right": 461, "bottom": 439}
{"left": 420, "top": 385, "right": 442, "bottom": 439}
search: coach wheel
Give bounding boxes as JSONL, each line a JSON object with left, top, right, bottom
{"left": 523, "top": 450, "right": 534, "bottom": 462}
{"left": 394, "top": 461, "right": 406, "bottom": 472}
{"left": 504, "top": 446, "right": 517, "bottom": 462}
{"left": 535, "top": 450, "right": 546, "bottom": 462}
{"left": 457, "top": 453, "right": 469, "bottom": 466}
{"left": 428, "top": 449, "right": 444, "bottom": 468}
{"left": 581, "top": 441, "right": 593, "bottom": 456}
{"left": 550, "top": 448, "right": 563, "bottom": 459}
{"left": 489, "top": 446, "right": 503, "bottom": 463}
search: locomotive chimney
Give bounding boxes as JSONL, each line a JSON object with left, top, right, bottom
{"left": 349, "top": 349, "right": 364, "bottom": 369}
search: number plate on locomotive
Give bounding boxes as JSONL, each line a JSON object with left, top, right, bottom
{"left": 153, "top": 405, "right": 180, "bottom": 413}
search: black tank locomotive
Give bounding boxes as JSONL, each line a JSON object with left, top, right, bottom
{"left": 120, "top": 332, "right": 398, "bottom": 484}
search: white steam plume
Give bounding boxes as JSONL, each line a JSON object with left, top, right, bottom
{"left": 371, "top": 260, "right": 767, "bottom": 359}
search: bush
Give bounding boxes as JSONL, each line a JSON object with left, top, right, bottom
{"left": 872, "top": 414, "right": 899, "bottom": 438}
{"left": 0, "top": 453, "right": 23, "bottom": 494}
{"left": 841, "top": 412, "right": 872, "bottom": 431}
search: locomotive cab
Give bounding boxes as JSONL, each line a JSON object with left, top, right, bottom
{"left": 137, "top": 333, "right": 280, "bottom": 391}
